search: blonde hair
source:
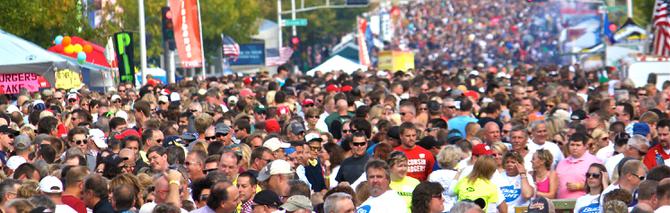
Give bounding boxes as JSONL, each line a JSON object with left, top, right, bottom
{"left": 468, "top": 156, "right": 496, "bottom": 182}
{"left": 437, "top": 145, "right": 464, "bottom": 169}
{"left": 490, "top": 142, "right": 508, "bottom": 154}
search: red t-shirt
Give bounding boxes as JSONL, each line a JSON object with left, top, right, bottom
{"left": 643, "top": 144, "right": 670, "bottom": 169}
{"left": 62, "top": 194, "right": 87, "bottom": 213}
{"left": 394, "top": 145, "right": 435, "bottom": 181}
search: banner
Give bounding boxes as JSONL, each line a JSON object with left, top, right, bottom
{"left": 378, "top": 51, "right": 415, "bottom": 72}
{"left": 112, "top": 32, "right": 136, "bottom": 84}
{"left": 0, "top": 73, "right": 42, "bottom": 94}
{"left": 357, "top": 17, "right": 371, "bottom": 67}
{"left": 55, "top": 69, "right": 82, "bottom": 89}
{"left": 230, "top": 43, "right": 265, "bottom": 66}
{"left": 170, "top": 0, "right": 203, "bottom": 68}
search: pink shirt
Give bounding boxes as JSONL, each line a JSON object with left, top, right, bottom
{"left": 555, "top": 152, "right": 602, "bottom": 199}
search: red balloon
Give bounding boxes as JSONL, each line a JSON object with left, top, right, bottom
{"left": 609, "top": 24, "right": 617, "bottom": 32}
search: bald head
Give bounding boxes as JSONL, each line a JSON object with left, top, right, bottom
{"left": 484, "top": 122, "right": 501, "bottom": 144}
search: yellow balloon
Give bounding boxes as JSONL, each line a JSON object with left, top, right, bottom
{"left": 73, "top": 44, "right": 83, "bottom": 53}
{"left": 64, "top": 45, "right": 75, "bottom": 54}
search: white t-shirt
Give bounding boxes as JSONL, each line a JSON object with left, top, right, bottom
{"left": 595, "top": 142, "right": 615, "bottom": 162}
{"left": 55, "top": 204, "right": 78, "bottom": 213}
{"left": 604, "top": 153, "right": 624, "bottom": 180}
{"left": 573, "top": 194, "right": 601, "bottom": 213}
{"left": 527, "top": 140, "right": 565, "bottom": 168}
{"left": 656, "top": 205, "right": 670, "bottom": 213}
{"left": 600, "top": 184, "right": 621, "bottom": 206}
{"left": 357, "top": 190, "right": 408, "bottom": 213}
{"left": 494, "top": 172, "right": 535, "bottom": 213}
{"left": 428, "top": 169, "right": 459, "bottom": 211}
{"left": 329, "top": 166, "right": 340, "bottom": 189}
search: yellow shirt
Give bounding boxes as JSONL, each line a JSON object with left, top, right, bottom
{"left": 454, "top": 177, "right": 500, "bottom": 212}
{"left": 389, "top": 176, "right": 420, "bottom": 212}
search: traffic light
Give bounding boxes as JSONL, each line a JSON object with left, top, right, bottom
{"left": 346, "top": 0, "right": 369, "bottom": 5}
{"left": 291, "top": 36, "right": 300, "bottom": 50}
{"left": 161, "top": 6, "right": 175, "bottom": 50}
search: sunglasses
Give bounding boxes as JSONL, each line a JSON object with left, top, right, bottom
{"left": 74, "top": 140, "right": 87, "bottom": 145}
{"left": 119, "top": 90, "right": 126, "bottom": 93}
{"left": 399, "top": 112, "right": 407, "bottom": 116}
{"left": 216, "top": 133, "right": 228, "bottom": 137}
{"left": 446, "top": 106, "right": 456, "bottom": 109}
{"left": 190, "top": 109, "right": 199, "bottom": 113}
{"left": 586, "top": 172, "right": 601, "bottom": 179}
{"left": 352, "top": 142, "right": 367, "bottom": 147}
{"left": 200, "top": 194, "right": 209, "bottom": 201}
{"left": 205, "top": 136, "right": 217, "bottom": 141}
{"left": 307, "top": 116, "right": 319, "bottom": 119}
{"left": 419, "top": 107, "right": 428, "bottom": 111}
{"left": 310, "top": 146, "right": 322, "bottom": 151}
{"left": 159, "top": 101, "right": 167, "bottom": 105}
{"left": 203, "top": 168, "right": 217, "bottom": 173}
{"left": 304, "top": 104, "right": 314, "bottom": 107}
{"left": 156, "top": 139, "right": 163, "bottom": 144}
{"left": 342, "top": 130, "right": 351, "bottom": 134}
{"left": 68, "top": 99, "right": 77, "bottom": 103}
{"left": 114, "top": 100, "right": 122, "bottom": 103}
{"left": 631, "top": 173, "right": 645, "bottom": 181}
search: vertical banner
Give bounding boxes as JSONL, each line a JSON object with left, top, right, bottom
{"left": 170, "top": 0, "right": 203, "bottom": 68}
{"left": 113, "top": 32, "right": 136, "bottom": 84}
{"left": 357, "top": 17, "right": 371, "bottom": 67}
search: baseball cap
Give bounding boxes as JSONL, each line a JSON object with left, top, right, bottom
{"left": 13, "top": 134, "right": 31, "bottom": 151}
{"left": 428, "top": 100, "right": 441, "bottom": 113}
{"left": 110, "top": 94, "right": 121, "bottom": 102}
{"left": 263, "top": 138, "right": 291, "bottom": 152}
{"left": 472, "top": 144, "right": 494, "bottom": 156}
{"left": 340, "top": 85, "right": 353, "bottom": 93}
{"left": 89, "top": 128, "right": 108, "bottom": 149}
{"left": 277, "top": 105, "right": 290, "bottom": 116}
{"left": 417, "top": 136, "right": 440, "bottom": 150}
{"left": 281, "top": 195, "right": 313, "bottom": 211}
{"left": 527, "top": 196, "right": 555, "bottom": 213}
{"left": 302, "top": 99, "right": 315, "bottom": 106}
{"left": 6, "top": 105, "right": 20, "bottom": 114}
{"left": 326, "top": 84, "right": 339, "bottom": 93}
{"left": 227, "top": 96, "right": 239, "bottom": 105}
{"left": 265, "top": 119, "right": 281, "bottom": 134}
{"left": 304, "top": 133, "right": 322, "bottom": 143}
{"left": 215, "top": 123, "right": 231, "bottom": 135}
{"left": 240, "top": 88, "right": 256, "bottom": 97}
{"left": 387, "top": 126, "right": 401, "bottom": 140}
{"left": 113, "top": 128, "right": 141, "bottom": 140}
{"left": 257, "top": 159, "right": 294, "bottom": 182}
{"left": 39, "top": 176, "right": 63, "bottom": 193}
{"left": 570, "top": 109, "right": 588, "bottom": 121}
{"left": 254, "top": 105, "right": 267, "bottom": 114}
{"left": 158, "top": 95, "right": 170, "bottom": 104}
{"left": 253, "top": 190, "right": 283, "bottom": 208}
{"left": 170, "top": 92, "right": 181, "bottom": 102}
{"left": 6, "top": 156, "right": 26, "bottom": 170}
{"left": 67, "top": 93, "right": 78, "bottom": 101}
{"left": 633, "top": 122, "right": 651, "bottom": 137}
{"left": 0, "top": 125, "right": 19, "bottom": 137}
{"left": 289, "top": 122, "right": 305, "bottom": 135}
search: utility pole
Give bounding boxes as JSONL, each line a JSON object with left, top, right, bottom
{"left": 139, "top": 0, "right": 148, "bottom": 86}
{"left": 277, "top": 0, "right": 283, "bottom": 49}
{"left": 291, "top": 0, "right": 297, "bottom": 36}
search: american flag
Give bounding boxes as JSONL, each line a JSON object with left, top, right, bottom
{"left": 652, "top": 0, "right": 670, "bottom": 56}
{"left": 221, "top": 34, "right": 240, "bottom": 59}
{"left": 265, "top": 47, "right": 293, "bottom": 66}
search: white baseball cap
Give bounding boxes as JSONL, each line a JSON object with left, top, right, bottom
{"left": 89, "top": 128, "right": 108, "bottom": 149}
{"left": 39, "top": 176, "right": 63, "bottom": 193}
{"left": 304, "top": 133, "right": 322, "bottom": 143}
{"left": 263, "top": 137, "right": 290, "bottom": 152}
{"left": 6, "top": 156, "right": 26, "bottom": 170}
{"left": 257, "top": 159, "right": 294, "bottom": 182}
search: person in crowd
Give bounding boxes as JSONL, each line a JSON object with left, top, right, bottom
{"left": 39, "top": 175, "right": 77, "bottom": 213}
{"left": 556, "top": 133, "right": 603, "bottom": 199}
{"left": 451, "top": 155, "right": 507, "bottom": 213}
{"left": 643, "top": 119, "right": 670, "bottom": 169}
{"left": 411, "top": 182, "right": 445, "bottom": 213}
{"left": 428, "top": 145, "right": 465, "bottom": 211}
{"left": 606, "top": 135, "right": 649, "bottom": 180}
{"left": 357, "top": 160, "right": 407, "bottom": 212}
{"left": 237, "top": 171, "right": 258, "bottom": 213}
{"left": 61, "top": 166, "right": 89, "bottom": 213}
{"left": 323, "top": 192, "right": 356, "bottom": 213}
{"left": 387, "top": 151, "right": 420, "bottom": 212}
{"left": 574, "top": 163, "right": 608, "bottom": 213}
{"left": 656, "top": 180, "right": 670, "bottom": 212}
{"left": 530, "top": 149, "right": 558, "bottom": 199}
{"left": 528, "top": 120, "right": 564, "bottom": 167}
{"left": 601, "top": 159, "right": 647, "bottom": 205}
{"left": 335, "top": 131, "right": 369, "bottom": 185}
{"left": 251, "top": 190, "right": 283, "bottom": 213}
{"left": 631, "top": 180, "right": 659, "bottom": 212}
{"left": 498, "top": 152, "right": 534, "bottom": 212}
{"left": 257, "top": 159, "right": 294, "bottom": 198}
{"left": 81, "top": 174, "right": 114, "bottom": 213}
{"left": 394, "top": 122, "right": 434, "bottom": 181}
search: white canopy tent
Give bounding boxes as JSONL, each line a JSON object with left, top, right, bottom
{"left": 306, "top": 55, "right": 367, "bottom": 76}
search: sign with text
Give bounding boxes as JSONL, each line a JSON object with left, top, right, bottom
{"left": 230, "top": 43, "right": 265, "bottom": 66}
{"left": 55, "top": 69, "right": 82, "bottom": 89}
{"left": 170, "top": 0, "right": 203, "bottom": 68}
{"left": 282, "top": 19, "right": 308, "bottom": 27}
{"left": 0, "top": 73, "right": 41, "bottom": 94}
{"left": 113, "top": 32, "right": 136, "bottom": 84}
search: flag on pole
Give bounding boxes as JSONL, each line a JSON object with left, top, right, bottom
{"left": 266, "top": 47, "right": 293, "bottom": 66}
{"left": 603, "top": 13, "right": 615, "bottom": 43}
{"left": 652, "top": 0, "right": 670, "bottom": 56}
{"left": 357, "top": 17, "right": 371, "bottom": 67}
{"left": 221, "top": 34, "right": 240, "bottom": 60}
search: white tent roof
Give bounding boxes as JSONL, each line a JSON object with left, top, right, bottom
{"left": 306, "top": 55, "right": 367, "bottom": 76}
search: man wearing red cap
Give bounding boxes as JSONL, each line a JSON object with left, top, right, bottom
{"left": 393, "top": 122, "right": 434, "bottom": 181}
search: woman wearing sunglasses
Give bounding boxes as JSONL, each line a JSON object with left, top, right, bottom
{"left": 574, "top": 163, "right": 609, "bottom": 213}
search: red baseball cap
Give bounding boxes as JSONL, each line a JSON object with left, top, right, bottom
{"left": 464, "top": 90, "right": 480, "bottom": 100}
{"left": 243, "top": 76, "right": 253, "bottom": 85}
{"left": 114, "top": 128, "right": 141, "bottom": 140}
{"left": 326, "top": 84, "right": 339, "bottom": 93}
{"left": 265, "top": 119, "right": 281, "bottom": 133}
{"left": 472, "top": 144, "right": 494, "bottom": 156}
{"left": 302, "top": 99, "right": 315, "bottom": 106}
{"left": 340, "top": 85, "right": 353, "bottom": 92}
{"left": 240, "top": 88, "right": 256, "bottom": 97}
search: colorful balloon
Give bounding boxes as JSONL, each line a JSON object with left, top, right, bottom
{"left": 62, "top": 36, "right": 71, "bottom": 46}
{"left": 64, "top": 45, "right": 75, "bottom": 54}
{"left": 73, "top": 44, "right": 83, "bottom": 53}
{"left": 54, "top": 35, "right": 63, "bottom": 45}
{"left": 77, "top": 52, "right": 87, "bottom": 64}
{"left": 83, "top": 44, "right": 93, "bottom": 53}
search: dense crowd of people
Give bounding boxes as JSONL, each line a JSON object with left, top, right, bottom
{"left": 390, "top": 0, "right": 562, "bottom": 70}
{"left": 1, "top": 1, "right": 670, "bottom": 213}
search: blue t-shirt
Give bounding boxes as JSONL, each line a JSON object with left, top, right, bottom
{"left": 447, "top": 115, "right": 478, "bottom": 136}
